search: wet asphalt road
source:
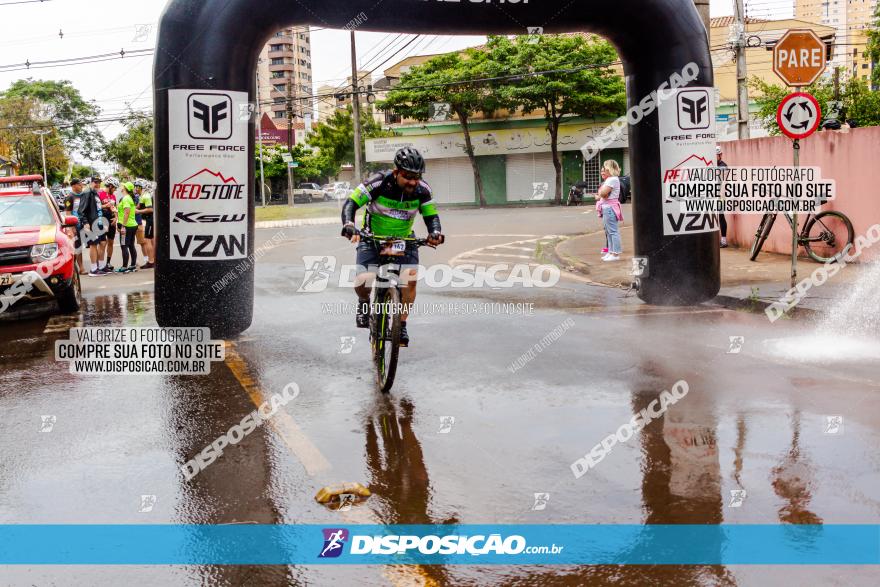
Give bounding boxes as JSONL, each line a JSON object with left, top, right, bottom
{"left": 1, "top": 207, "right": 878, "bottom": 586}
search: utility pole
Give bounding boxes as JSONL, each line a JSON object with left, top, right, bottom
{"left": 734, "top": 0, "right": 751, "bottom": 139}
{"left": 833, "top": 66, "right": 841, "bottom": 100}
{"left": 256, "top": 65, "right": 267, "bottom": 208}
{"left": 693, "top": 0, "right": 710, "bottom": 35}
{"left": 32, "top": 129, "right": 50, "bottom": 184}
{"left": 287, "top": 73, "right": 295, "bottom": 206}
{"left": 350, "top": 30, "right": 363, "bottom": 184}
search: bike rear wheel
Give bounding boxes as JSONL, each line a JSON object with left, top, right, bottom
{"left": 370, "top": 286, "right": 401, "bottom": 394}
{"left": 749, "top": 214, "right": 777, "bottom": 261}
{"left": 803, "top": 211, "right": 854, "bottom": 263}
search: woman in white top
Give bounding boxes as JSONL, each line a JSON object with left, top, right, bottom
{"left": 598, "top": 160, "right": 623, "bottom": 261}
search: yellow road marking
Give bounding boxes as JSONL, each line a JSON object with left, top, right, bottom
{"left": 224, "top": 341, "right": 331, "bottom": 476}
{"left": 224, "top": 341, "right": 436, "bottom": 586}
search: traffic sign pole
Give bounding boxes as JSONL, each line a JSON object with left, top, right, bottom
{"left": 771, "top": 29, "right": 827, "bottom": 291}
{"left": 791, "top": 138, "right": 799, "bottom": 289}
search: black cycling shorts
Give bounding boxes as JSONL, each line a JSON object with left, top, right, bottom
{"left": 356, "top": 239, "right": 419, "bottom": 272}
{"left": 83, "top": 218, "right": 107, "bottom": 248}
{"left": 105, "top": 218, "right": 117, "bottom": 241}
{"left": 144, "top": 218, "right": 154, "bottom": 239}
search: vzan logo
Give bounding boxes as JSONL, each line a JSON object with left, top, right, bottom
{"left": 188, "top": 93, "right": 232, "bottom": 139}
{"left": 676, "top": 90, "right": 709, "bottom": 130}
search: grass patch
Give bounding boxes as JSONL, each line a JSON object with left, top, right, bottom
{"left": 255, "top": 204, "right": 339, "bottom": 222}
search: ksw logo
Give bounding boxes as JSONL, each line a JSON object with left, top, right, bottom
{"left": 173, "top": 212, "right": 246, "bottom": 223}
{"left": 677, "top": 89, "right": 710, "bottom": 130}
{"left": 188, "top": 93, "right": 232, "bottom": 139}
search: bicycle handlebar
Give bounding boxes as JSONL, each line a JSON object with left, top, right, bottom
{"left": 355, "top": 228, "right": 443, "bottom": 248}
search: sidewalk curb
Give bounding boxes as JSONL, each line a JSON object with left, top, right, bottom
{"left": 255, "top": 217, "right": 337, "bottom": 229}
{"left": 555, "top": 232, "right": 825, "bottom": 320}
{"left": 711, "top": 293, "right": 821, "bottom": 321}
{"left": 552, "top": 231, "right": 604, "bottom": 277}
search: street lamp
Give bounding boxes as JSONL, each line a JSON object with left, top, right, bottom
{"left": 32, "top": 129, "right": 51, "bottom": 185}
{"left": 30, "top": 103, "right": 56, "bottom": 186}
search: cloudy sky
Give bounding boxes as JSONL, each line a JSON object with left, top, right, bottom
{"left": 0, "top": 0, "right": 790, "bottom": 165}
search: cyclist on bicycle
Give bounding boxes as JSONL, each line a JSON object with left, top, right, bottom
{"left": 341, "top": 147, "right": 444, "bottom": 347}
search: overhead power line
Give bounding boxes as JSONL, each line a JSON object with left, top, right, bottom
{"left": 0, "top": 0, "right": 52, "bottom": 5}
{"left": 0, "top": 48, "right": 153, "bottom": 72}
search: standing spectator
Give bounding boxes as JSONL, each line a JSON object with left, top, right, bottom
{"left": 716, "top": 146, "right": 729, "bottom": 248}
{"left": 100, "top": 177, "right": 120, "bottom": 272}
{"left": 128, "top": 180, "right": 147, "bottom": 258}
{"left": 596, "top": 160, "right": 623, "bottom": 262}
{"left": 116, "top": 182, "right": 139, "bottom": 272}
{"left": 62, "top": 178, "right": 85, "bottom": 274}
{"left": 134, "top": 180, "right": 155, "bottom": 269}
{"left": 77, "top": 175, "right": 108, "bottom": 276}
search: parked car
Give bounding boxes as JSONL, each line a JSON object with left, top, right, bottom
{"left": 0, "top": 175, "right": 81, "bottom": 316}
{"left": 292, "top": 182, "right": 324, "bottom": 203}
{"left": 324, "top": 181, "right": 351, "bottom": 201}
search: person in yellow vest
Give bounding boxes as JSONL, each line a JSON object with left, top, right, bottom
{"left": 116, "top": 182, "right": 139, "bottom": 273}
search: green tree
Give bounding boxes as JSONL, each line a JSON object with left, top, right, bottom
{"left": 377, "top": 48, "right": 500, "bottom": 207}
{"left": 867, "top": 4, "right": 880, "bottom": 89}
{"left": 0, "top": 95, "right": 69, "bottom": 182}
{"left": 485, "top": 34, "right": 626, "bottom": 204}
{"left": 2, "top": 79, "right": 104, "bottom": 159}
{"left": 843, "top": 78, "right": 880, "bottom": 127}
{"left": 104, "top": 113, "right": 153, "bottom": 179}
{"left": 307, "top": 106, "right": 390, "bottom": 180}
{"left": 71, "top": 164, "right": 99, "bottom": 180}
{"left": 256, "top": 143, "right": 330, "bottom": 194}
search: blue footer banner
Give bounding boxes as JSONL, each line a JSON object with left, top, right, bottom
{"left": 0, "top": 525, "right": 878, "bottom": 565}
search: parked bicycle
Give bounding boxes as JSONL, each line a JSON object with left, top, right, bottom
{"left": 356, "top": 228, "right": 439, "bottom": 393}
{"left": 749, "top": 208, "right": 854, "bottom": 263}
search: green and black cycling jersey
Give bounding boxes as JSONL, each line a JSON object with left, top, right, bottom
{"left": 342, "top": 170, "right": 441, "bottom": 238}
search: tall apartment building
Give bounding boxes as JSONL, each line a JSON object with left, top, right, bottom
{"left": 256, "top": 27, "right": 315, "bottom": 128}
{"left": 316, "top": 70, "right": 372, "bottom": 123}
{"left": 796, "top": 0, "right": 877, "bottom": 83}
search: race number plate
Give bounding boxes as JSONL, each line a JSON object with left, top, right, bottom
{"left": 380, "top": 240, "right": 407, "bottom": 256}
{"left": 0, "top": 273, "right": 13, "bottom": 286}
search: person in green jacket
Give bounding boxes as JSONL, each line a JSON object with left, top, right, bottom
{"left": 116, "top": 182, "right": 139, "bottom": 272}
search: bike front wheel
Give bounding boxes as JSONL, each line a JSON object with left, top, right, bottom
{"left": 803, "top": 211, "right": 854, "bottom": 263}
{"left": 749, "top": 214, "right": 777, "bottom": 261}
{"left": 370, "top": 286, "right": 401, "bottom": 394}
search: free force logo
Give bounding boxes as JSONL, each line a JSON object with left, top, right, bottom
{"left": 676, "top": 89, "right": 710, "bottom": 130}
{"left": 319, "top": 528, "right": 349, "bottom": 558}
{"left": 188, "top": 93, "right": 232, "bottom": 140}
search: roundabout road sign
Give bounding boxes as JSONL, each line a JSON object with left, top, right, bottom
{"left": 777, "top": 92, "right": 821, "bottom": 140}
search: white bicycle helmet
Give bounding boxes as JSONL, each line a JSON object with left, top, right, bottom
{"left": 105, "top": 177, "right": 120, "bottom": 189}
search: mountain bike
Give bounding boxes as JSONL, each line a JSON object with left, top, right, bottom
{"left": 749, "top": 209, "right": 854, "bottom": 263}
{"left": 356, "top": 229, "right": 438, "bottom": 394}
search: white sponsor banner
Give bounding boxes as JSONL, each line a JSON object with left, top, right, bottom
{"left": 169, "top": 90, "right": 249, "bottom": 260}
{"left": 658, "top": 87, "right": 718, "bottom": 235}
{"left": 366, "top": 124, "right": 627, "bottom": 162}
